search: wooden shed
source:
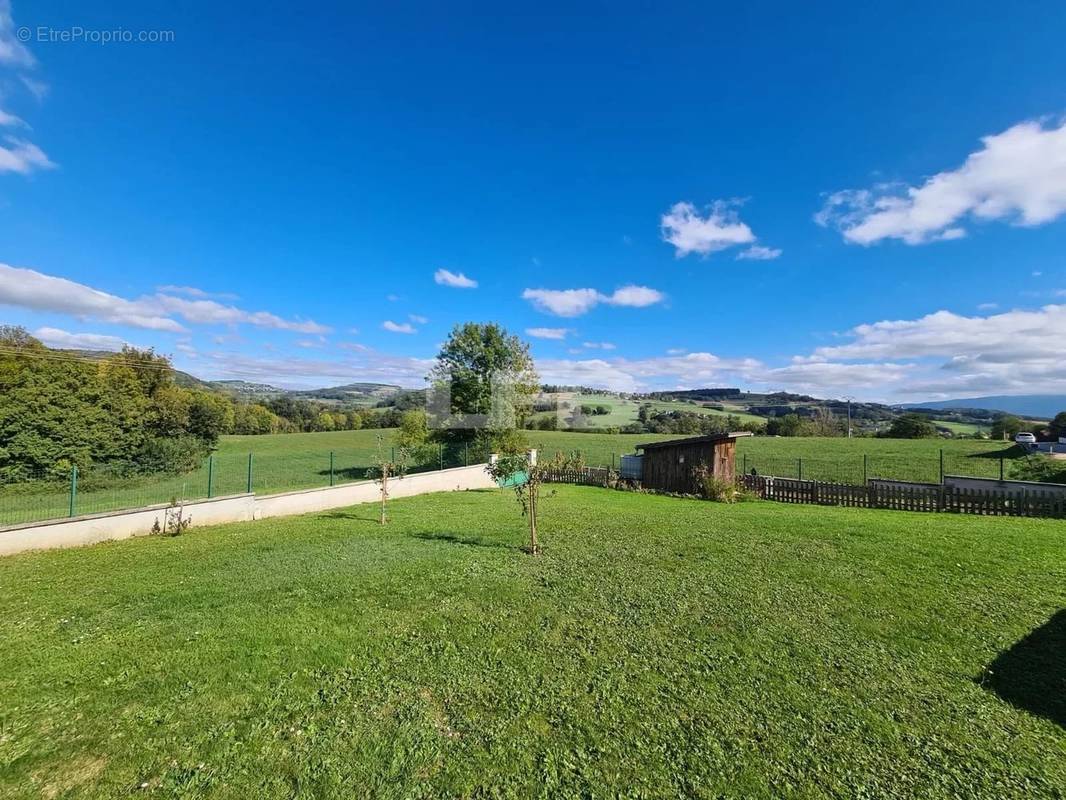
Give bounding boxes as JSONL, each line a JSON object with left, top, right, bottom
{"left": 636, "top": 432, "right": 752, "bottom": 494}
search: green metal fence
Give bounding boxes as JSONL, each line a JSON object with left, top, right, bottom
{"left": 0, "top": 443, "right": 1046, "bottom": 529}
{"left": 0, "top": 443, "right": 490, "bottom": 528}
{"left": 738, "top": 450, "right": 1023, "bottom": 485}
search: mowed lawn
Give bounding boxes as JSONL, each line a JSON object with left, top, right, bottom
{"left": 0, "top": 430, "right": 1034, "bottom": 527}
{"left": 1, "top": 487, "right": 1064, "bottom": 798}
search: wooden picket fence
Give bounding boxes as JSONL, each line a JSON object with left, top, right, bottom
{"left": 540, "top": 467, "right": 1066, "bottom": 519}
{"left": 539, "top": 467, "right": 613, "bottom": 487}
{"left": 739, "top": 475, "right": 1066, "bottom": 518}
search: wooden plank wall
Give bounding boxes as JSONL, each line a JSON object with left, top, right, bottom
{"left": 642, "top": 441, "right": 738, "bottom": 494}
{"left": 739, "top": 475, "right": 1066, "bottom": 518}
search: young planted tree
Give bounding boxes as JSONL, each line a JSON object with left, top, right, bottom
{"left": 367, "top": 436, "right": 409, "bottom": 524}
{"left": 486, "top": 453, "right": 550, "bottom": 555}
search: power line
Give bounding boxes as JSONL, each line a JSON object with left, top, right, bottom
{"left": 0, "top": 346, "right": 177, "bottom": 371}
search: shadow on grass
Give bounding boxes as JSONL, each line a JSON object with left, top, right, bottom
{"left": 978, "top": 609, "right": 1065, "bottom": 728}
{"left": 321, "top": 509, "right": 381, "bottom": 524}
{"left": 969, "top": 445, "right": 1026, "bottom": 460}
{"left": 409, "top": 531, "right": 516, "bottom": 550}
{"left": 315, "top": 467, "right": 373, "bottom": 481}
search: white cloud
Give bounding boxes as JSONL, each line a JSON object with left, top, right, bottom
{"left": 198, "top": 349, "right": 434, "bottom": 390}
{"left": 757, "top": 359, "right": 913, "bottom": 393}
{"left": 606, "top": 285, "right": 664, "bottom": 308}
{"left": 0, "top": 1, "right": 34, "bottom": 67}
{"left": 174, "top": 338, "right": 197, "bottom": 358}
{"left": 582, "top": 341, "right": 616, "bottom": 350}
{"left": 382, "top": 320, "right": 417, "bottom": 334}
{"left": 737, "top": 244, "right": 782, "bottom": 261}
{"left": 661, "top": 200, "right": 756, "bottom": 257}
{"left": 522, "top": 285, "right": 664, "bottom": 317}
{"left": 434, "top": 268, "right": 478, "bottom": 288}
{"left": 18, "top": 75, "right": 48, "bottom": 101}
{"left": 812, "top": 305, "right": 1066, "bottom": 364}
{"left": 817, "top": 118, "right": 1066, "bottom": 245}
{"left": 0, "top": 263, "right": 330, "bottom": 334}
{"left": 535, "top": 351, "right": 762, "bottom": 394}
{"left": 522, "top": 288, "right": 601, "bottom": 317}
{"left": 977, "top": 302, "right": 998, "bottom": 311}
{"left": 31, "top": 326, "right": 131, "bottom": 352}
{"left": 157, "top": 284, "right": 239, "bottom": 301}
{"left": 769, "top": 303, "right": 1066, "bottom": 399}
{"left": 409, "top": 314, "right": 429, "bottom": 324}
{"left": 0, "top": 263, "right": 186, "bottom": 332}
{"left": 0, "top": 107, "right": 25, "bottom": 127}
{"left": 295, "top": 337, "right": 327, "bottom": 349}
{"left": 0, "top": 135, "right": 55, "bottom": 174}
{"left": 526, "top": 327, "right": 570, "bottom": 340}
{"left": 534, "top": 359, "right": 642, "bottom": 392}
{"left": 154, "top": 294, "right": 329, "bottom": 334}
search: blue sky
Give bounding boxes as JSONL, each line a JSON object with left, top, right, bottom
{"left": 1, "top": 1, "right": 1065, "bottom": 401}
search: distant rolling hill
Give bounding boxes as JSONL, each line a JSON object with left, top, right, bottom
{"left": 902, "top": 395, "right": 1065, "bottom": 419}
{"left": 289, "top": 382, "right": 401, "bottom": 404}
{"left": 212, "top": 380, "right": 401, "bottom": 405}
{"left": 210, "top": 379, "right": 286, "bottom": 398}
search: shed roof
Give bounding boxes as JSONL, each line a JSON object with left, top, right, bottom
{"left": 635, "top": 432, "right": 753, "bottom": 451}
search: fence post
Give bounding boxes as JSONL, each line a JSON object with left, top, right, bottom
{"left": 247, "top": 453, "right": 253, "bottom": 494}
{"left": 329, "top": 451, "right": 335, "bottom": 487}
{"left": 999, "top": 457, "right": 1004, "bottom": 482}
{"left": 465, "top": 442, "right": 469, "bottom": 467}
{"left": 863, "top": 454, "right": 868, "bottom": 484}
{"left": 939, "top": 449, "right": 944, "bottom": 484}
{"left": 743, "top": 453, "right": 748, "bottom": 475}
{"left": 798, "top": 458, "right": 803, "bottom": 481}
{"left": 611, "top": 453, "right": 615, "bottom": 469}
{"left": 439, "top": 442, "right": 444, "bottom": 471}
{"left": 68, "top": 465, "right": 78, "bottom": 517}
{"left": 207, "top": 454, "right": 214, "bottom": 499}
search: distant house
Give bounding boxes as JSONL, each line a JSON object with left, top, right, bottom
{"left": 635, "top": 432, "right": 752, "bottom": 494}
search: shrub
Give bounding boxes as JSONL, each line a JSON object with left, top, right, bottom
{"left": 136, "top": 434, "right": 208, "bottom": 475}
{"left": 693, "top": 465, "right": 741, "bottom": 503}
{"left": 545, "top": 450, "right": 586, "bottom": 471}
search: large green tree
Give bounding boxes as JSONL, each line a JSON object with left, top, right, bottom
{"left": 990, "top": 414, "right": 1024, "bottom": 441}
{"left": 887, "top": 414, "right": 938, "bottom": 439}
{"left": 429, "top": 323, "right": 539, "bottom": 450}
{"left": 1049, "top": 411, "right": 1066, "bottom": 440}
{"left": 0, "top": 328, "right": 228, "bottom": 479}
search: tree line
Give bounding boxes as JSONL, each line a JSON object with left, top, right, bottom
{"left": 0, "top": 327, "right": 400, "bottom": 480}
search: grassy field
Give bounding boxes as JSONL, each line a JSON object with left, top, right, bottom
{"left": 0, "top": 430, "right": 1040, "bottom": 527}
{"left": 734, "top": 435, "right": 1022, "bottom": 484}
{"left": 934, "top": 420, "right": 985, "bottom": 436}
{"left": 1, "top": 486, "right": 1063, "bottom": 797}
{"left": 532, "top": 393, "right": 766, "bottom": 428}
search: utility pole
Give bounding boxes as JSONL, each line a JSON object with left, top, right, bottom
{"left": 843, "top": 395, "right": 854, "bottom": 439}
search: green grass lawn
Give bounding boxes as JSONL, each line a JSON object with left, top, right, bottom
{"left": 0, "top": 430, "right": 1042, "bottom": 527}
{"left": 734, "top": 436, "right": 1024, "bottom": 484}
{"left": 0, "top": 486, "right": 1063, "bottom": 797}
